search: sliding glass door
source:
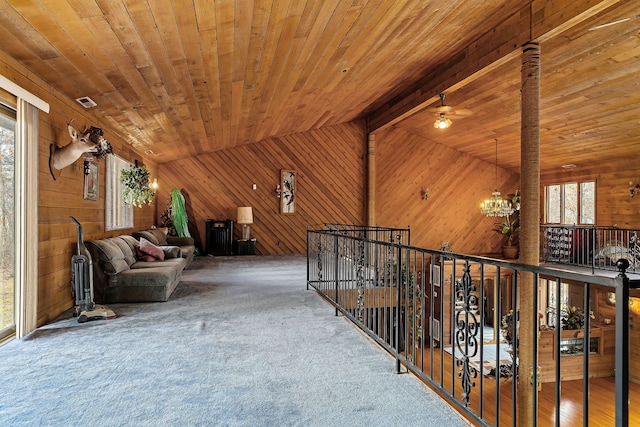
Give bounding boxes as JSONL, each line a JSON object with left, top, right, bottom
{"left": 0, "top": 102, "right": 16, "bottom": 341}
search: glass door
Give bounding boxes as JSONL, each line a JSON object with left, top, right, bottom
{"left": 0, "top": 102, "right": 16, "bottom": 341}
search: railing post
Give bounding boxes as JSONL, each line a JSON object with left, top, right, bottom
{"left": 334, "top": 234, "right": 340, "bottom": 316}
{"left": 306, "top": 226, "right": 310, "bottom": 290}
{"left": 615, "top": 259, "right": 630, "bottom": 427}
{"left": 395, "top": 234, "right": 403, "bottom": 373}
{"left": 591, "top": 226, "right": 596, "bottom": 274}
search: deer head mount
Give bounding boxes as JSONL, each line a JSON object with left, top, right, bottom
{"left": 49, "top": 120, "right": 113, "bottom": 180}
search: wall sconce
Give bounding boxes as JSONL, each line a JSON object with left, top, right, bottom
{"left": 421, "top": 187, "right": 429, "bottom": 201}
{"left": 275, "top": 184, "right": 282, "bottom": 199}
{"left": 150, "top": 178, "right": 159, "bottom": 192}
{"left": 630, "top": 181, "right": 640, "bottom": 198}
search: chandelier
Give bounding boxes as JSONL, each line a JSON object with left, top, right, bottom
{"left": 480, "top": 139, "right": 514, "bottom": 217}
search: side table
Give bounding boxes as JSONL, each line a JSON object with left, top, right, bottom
{"left": 234, "top": 239, "right": 256, "bottom": 255}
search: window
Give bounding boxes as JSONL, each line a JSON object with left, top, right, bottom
{"left": 544, "top": 181, "right": 595, "bottom": 224}
{"left": 580, "top": 182, "right": 595, "bottom": 224}
{"left": 0, "top": 101, "right": 16, "bottom": 341}
{"left": 106, "top": 155, "right": 133, "bottom": 230}
{"left": 545, "top": 279, "right": 569, "bottom": 328}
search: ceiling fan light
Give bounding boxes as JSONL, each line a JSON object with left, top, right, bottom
{"left": 434, "top": 114, "right": 452, "bottom": 129}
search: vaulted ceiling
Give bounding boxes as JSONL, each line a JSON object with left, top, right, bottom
{"left": 0, "top": 0, "right": 637, "bottom": 174}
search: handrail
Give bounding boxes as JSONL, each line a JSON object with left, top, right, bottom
{"left": 307, "top": 226, "right": 638, "bottom": 426}
{"left": 540, "top": 224, "right": 640, "bottom": 274}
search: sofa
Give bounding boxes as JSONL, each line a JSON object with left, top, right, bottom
{"left": 86, "top": 230, "right": 195, "bottom": 304}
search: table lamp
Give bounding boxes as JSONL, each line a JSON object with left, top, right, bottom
{"left": 237, "top": 206, "right": 253, "bottom": 240}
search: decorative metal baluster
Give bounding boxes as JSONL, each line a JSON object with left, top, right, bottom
{"left": 630, "top": 231, "right": 639, "bottom": 270}
{"left": 316, "top": 236, "right": 323, "bottom": 283}
{"left": 355, "top": 237, "right": 366, "bottom": 322}
{"left": 454, "top": 261, "right": 479, "bottom": 406}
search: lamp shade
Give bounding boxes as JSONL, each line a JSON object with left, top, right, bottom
{"left": 237, "top": 206, "right": 253, "bottom": 224}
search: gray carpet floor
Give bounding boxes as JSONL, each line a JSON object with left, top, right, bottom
{"left": 0, "top": 254, "right": 470, "bottom": 427}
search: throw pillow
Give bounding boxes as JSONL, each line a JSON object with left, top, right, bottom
{"left": 139, "top": 237, "right": 165, "bottom": 261}
{"left": 135, "top": 246, "right": 156, "bottom": 262}
{"left": 161, "top": 246, "right": 182, "bottom": 259}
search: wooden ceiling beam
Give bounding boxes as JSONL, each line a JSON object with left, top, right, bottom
{"left": 367, "top": 0, "right": 622, "bottom": 133}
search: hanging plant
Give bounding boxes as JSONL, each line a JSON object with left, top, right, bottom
{"left": 121, "top": 164, "right": 155, "bottom": 208}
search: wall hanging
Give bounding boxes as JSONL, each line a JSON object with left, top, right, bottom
{"left": 280, "top": 170, "right": 295, "bottom": 214}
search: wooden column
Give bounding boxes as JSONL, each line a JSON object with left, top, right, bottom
{"left": 367, "top": 133, "right": 376, "bottom": 226}
{"left": 518, "top": 41, "right": 541, "bottom": 426}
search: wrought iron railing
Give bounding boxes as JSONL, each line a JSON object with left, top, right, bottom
{"left": 307, "top": 226, "right": 638, "bottom": 426}
{"left": 324, "top": 223, "right": 410, "bottom": 245}
{"left": 541, "top": 225, "right": 640, "bottom": 273}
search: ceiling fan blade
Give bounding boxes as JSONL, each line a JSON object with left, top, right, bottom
{"left": 449, "top": 108, "right": 473, "bottom": 118}
{"left": 588, "top": 15, "right": 639, "bottom": 31}
{"left": 435, "top": 105, "right": 453, "bottom": 113}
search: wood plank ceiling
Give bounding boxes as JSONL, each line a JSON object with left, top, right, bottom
{"left": 0, "top": 0, "right": 637, "bottom": 174}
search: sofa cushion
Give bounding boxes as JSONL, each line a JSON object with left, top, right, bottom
{"left": 135, "top": 229, "right": 169, "bottom": 246}
{"left": 139, "top": 237, "right": 165, "bottom": 260}
{"left": 119, "top": 235, "right": 140, "bottom": 258}
{"left": 130, "top": 257, "right": 187, "bottom": 269}
{"left": 108, "top": 237, "right": 136, "bottom": 266}
{"left": 88, "top": 239, "right": 129, "bottom": 275}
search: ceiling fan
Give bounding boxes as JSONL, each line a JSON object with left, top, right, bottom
{"left": 433, "top": 93, "right": 473, "bottom": 129}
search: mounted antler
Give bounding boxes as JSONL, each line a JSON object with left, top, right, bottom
{"left": 49, "top": 120, "right": 112, "bottom": 180}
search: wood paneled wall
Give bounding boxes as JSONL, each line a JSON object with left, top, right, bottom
{"left": 156, "top": 121, "right": 366, "bottom": 255}
{"left": 373, "top": 127, "right": 520, "bottom": 254}
{"left": 1, "top": 51, "right": 157, "bottom": 326}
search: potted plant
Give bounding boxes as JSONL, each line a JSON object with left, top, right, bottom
{"left": 501, "top": 309, "right": 517, "bottom": 350}
{"left": 121, "top": 164, "right": 155, "bottom": 207}
{"left": 561, "top": 306, "right": 585, "bottom": 330}
{"left": 494, "top": 190, "right": 520, "bottom": 258}
{"left": 500, "top": 309, "right": 518, "bottom": 377}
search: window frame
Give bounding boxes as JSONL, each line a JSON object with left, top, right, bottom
{"left": 544, "top": 180, "right": 595, "bottom": 225}
{"left": 0, "top": 100, "right": 16, "bottom": 342}
{"left": 105, "top": 154, "right": 134, "bottom": 231}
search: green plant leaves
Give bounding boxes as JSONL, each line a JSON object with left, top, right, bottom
{"left": 121, "top": 164, "right": 155, "bottom": 208}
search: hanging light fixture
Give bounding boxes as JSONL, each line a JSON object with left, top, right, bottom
{"left": 434, "top": 113, "right": 452, "bottom": 129}
{"left": 480, "top": 139, "right": 514, "bottom": 217}
{"left": 433, "top": 93, "right": 452, "bottom": 129}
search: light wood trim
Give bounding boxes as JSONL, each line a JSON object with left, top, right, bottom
{"left": 15, "top": 99, "right": 39, "bottom": 338}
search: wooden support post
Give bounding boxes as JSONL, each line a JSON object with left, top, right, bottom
{"left": 518, "top": 41, "right": 541, "bottom": 426}
{"left": 367, "top": 133, "right": 376, "bottom": 226}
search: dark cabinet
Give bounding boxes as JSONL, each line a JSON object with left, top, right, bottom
{"left": 205, "top": 219, "right": 233, "bottom": 255}
{"left": 234, "top": 239, "right": 256, "bottom": 255}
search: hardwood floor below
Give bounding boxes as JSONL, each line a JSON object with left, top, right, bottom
{"left": 403, "top": 345, "right": 639, "bottom": 426}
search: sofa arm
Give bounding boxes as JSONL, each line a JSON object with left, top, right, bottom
{"left": 166, "top": 236, "right": 195, "bottom": 246}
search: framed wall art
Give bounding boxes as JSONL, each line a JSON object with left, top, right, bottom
{"left": 280, "top": 170, "right": 295, "bottom": 214}
{"left": 83, "top": 157, "right": 99, "bottom": 200}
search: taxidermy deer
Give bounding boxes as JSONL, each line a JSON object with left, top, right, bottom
{"left": 49, "top": 120, "right": 111, "bottom": 180}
